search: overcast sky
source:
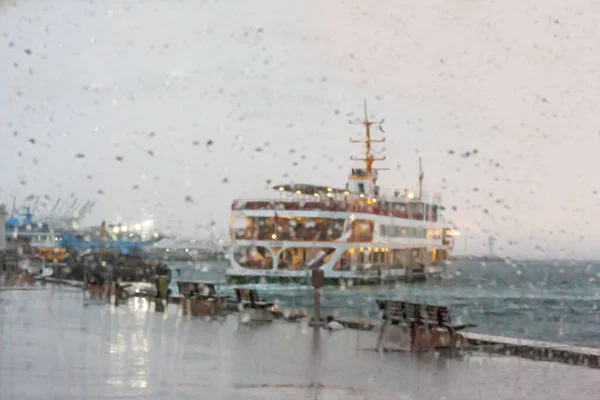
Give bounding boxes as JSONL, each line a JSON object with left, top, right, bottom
{"left": 2, "top": 0, "right": 600, "bottom": 258}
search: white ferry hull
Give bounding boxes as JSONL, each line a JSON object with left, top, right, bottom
{"left": 226, "top": 243, "right": 446, "bottom": 286}
{"left": 227, "top": 212, "right": 452, "bottom": 286}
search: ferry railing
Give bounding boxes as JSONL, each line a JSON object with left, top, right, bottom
{"left": 231, "top": 198, "right": 439, "bottom": 222}
{"left": 375, "top": 188, "right": 442, "bottom": 205}
{"left": 232, "top": 190, "right": 442, "bottom": 205}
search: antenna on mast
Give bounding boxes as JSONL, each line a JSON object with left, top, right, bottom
{"left": 348, "top": 99, "right": 386, "bottom": 174}
{"left": 418, "top": 157, "right": 424, "bottom": 200}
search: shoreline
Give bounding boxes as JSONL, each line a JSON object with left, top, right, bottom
{"left": 8, "top": 277, "right": 599, "bottom": 370}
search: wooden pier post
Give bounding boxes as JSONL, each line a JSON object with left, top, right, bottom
{"left": 308, "top": 269, "right": 325, "bottom": 327}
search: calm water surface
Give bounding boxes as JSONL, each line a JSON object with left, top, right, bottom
{"left": 169, "top": 259, "right": 600, "bottom": 347}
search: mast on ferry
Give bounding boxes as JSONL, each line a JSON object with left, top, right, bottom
{"left": 418, "top": 157, "right": 424, "bottom": 200}
{"left": 349, "top": 100, "right": 386, "bottom": 176}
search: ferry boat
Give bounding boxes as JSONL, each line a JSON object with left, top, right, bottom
{"left": 226, "top": 102, "right": 458, "bottom": 285}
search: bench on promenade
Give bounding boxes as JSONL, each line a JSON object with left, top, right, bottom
{"left": 233, "top": 288, "right": 274, "bottom": 321}
{"left": 376, "top": 299, "right": 476, "bottom": 351}
{"left": 177, "top": 281, "right": 225, "bottom": 317}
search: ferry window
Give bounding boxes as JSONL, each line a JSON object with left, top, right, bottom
{"left": 351, "top": 220, "right": 373, "bottom": 242}
{"left": 358, "top": 183, "right": 365, "bottom": 193}
{"left": 233, "top": 246, "right": 273, "bottom": 270}
{"left": 392, "top": 250, "right": 404, "bottom": 266}
{"left": 358, "top": 250, "right": 365, "bottom": 263}
{"left": 333, "top": 249, "right": 352, "bottom": 271}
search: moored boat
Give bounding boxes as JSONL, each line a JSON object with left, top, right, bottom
{"left": 226, "top": 101, "right": 458, "bottom": 285}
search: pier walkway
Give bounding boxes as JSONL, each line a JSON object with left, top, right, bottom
{"left": 1, "top": 285, "right": 598, "bottom": 399}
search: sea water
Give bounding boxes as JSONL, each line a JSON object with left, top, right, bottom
{"left": 167, "top": 259, "right": 600, "bottom": 347}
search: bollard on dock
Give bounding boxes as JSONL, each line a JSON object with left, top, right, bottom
{"left": 308, "top": 269, "right": 325, "bottom": 327}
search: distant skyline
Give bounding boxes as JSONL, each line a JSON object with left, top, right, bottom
{"left": 2, "top": 0, "right": 600, "bottom": 259}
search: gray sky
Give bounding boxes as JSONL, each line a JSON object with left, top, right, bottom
{"left": 1, "top": 0, "right": 599, "bottom": 258}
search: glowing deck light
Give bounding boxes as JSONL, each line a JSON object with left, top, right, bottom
{"left": 279, "top": 187, "right": 284, "bottom": 191}
{"left": 327, "top": 188, "right": 332, "bottom": 192}
{"left": 271, "top": 233, "right": 277, "bottom": 239}
{"left": 313, "top": 193, "right": 319, "bottom": 197}
{"left": 296, "top": 190, "right": 302, "bottom": 194}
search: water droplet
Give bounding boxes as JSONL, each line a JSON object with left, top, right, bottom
{"left": 184, "top": 195, "right": 193, "bottom": 203}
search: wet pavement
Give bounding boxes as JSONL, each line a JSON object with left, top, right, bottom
{"left": 1, "top": 285, "right": 598, "bottom": 399}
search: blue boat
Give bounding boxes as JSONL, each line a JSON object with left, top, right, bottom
{"left": 4, "top": 206, "right": 161, "bottom": 255}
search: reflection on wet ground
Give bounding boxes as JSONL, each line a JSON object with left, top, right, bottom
{"left": 0, "top": 286, "right": 598, "bottom": 399}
